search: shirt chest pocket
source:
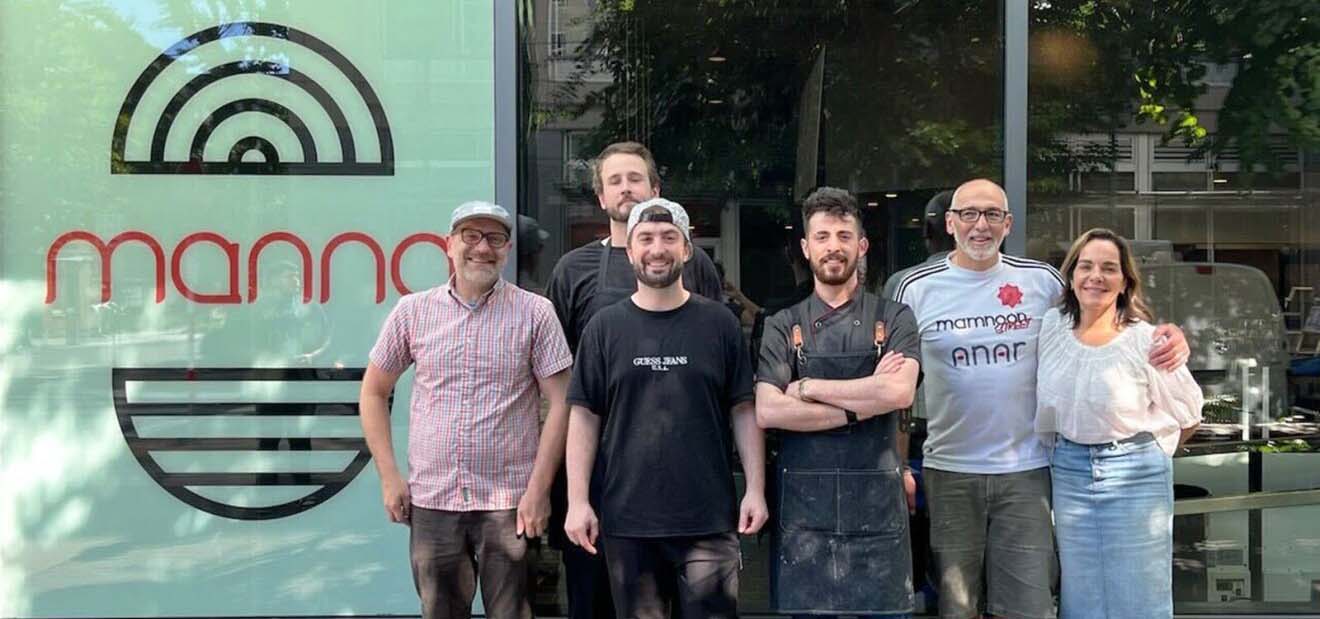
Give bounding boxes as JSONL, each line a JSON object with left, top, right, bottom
{"left": 470, "top": 324, "right": 530, "bottom": 378}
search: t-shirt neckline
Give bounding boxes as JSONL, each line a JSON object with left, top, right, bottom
{"left": 944, "top": 253, "right": 1004, "bottom": 277}
{"left": 626, "top": 296, "right": 692, "bottom": 317}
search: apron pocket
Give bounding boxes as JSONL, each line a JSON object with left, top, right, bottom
{"left": 837, "top": 470, "right": 906, "bottom": 534}
{"left": 779, "top": 470, "right": 838, "bottom": 532}
{"left": 836, "top": 531, "right": 915, "bottom": 610}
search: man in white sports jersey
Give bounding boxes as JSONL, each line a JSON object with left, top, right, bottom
{"left": 892, "top": 179, "right": 1189, "bottom": 619}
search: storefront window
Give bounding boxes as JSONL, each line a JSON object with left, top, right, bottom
{"left": 1026, "top": 2, "right": 1320, "bottom": 612}
{"left": 1, "top": 2, "right": 493, "bottom": 616}
{"left": 519, "top": 0, "right": 1003, "bottom": 612}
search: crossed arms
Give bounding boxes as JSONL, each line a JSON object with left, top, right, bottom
{"left": 754, "top": 350, "right": 919, "bottom": 433}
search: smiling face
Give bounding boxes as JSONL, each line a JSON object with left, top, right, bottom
{"left": 947, "top": 180, "right": 1012, "bottom": 263}
{"left": 446, "top": 217, "right": 510, "bottom": 292}
{"left": 626, "top": 220, "right": 689, "bottom": 289}
{"left": 801, "top": 211, "right": 868, "bottom": 287}
{"left": 1069, "top": 238, "right": 1125, "bottom": 315}
{"left": 596, "top": 153, "right": 659, "bottom": 223}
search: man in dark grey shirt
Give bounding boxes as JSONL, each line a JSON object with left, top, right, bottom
{"left": 756, "top": 187, "right": 922, "bottom": 617}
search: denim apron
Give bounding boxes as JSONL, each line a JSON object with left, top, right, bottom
{"left": 770, "top": 293, "right": 914, "bottom": 615}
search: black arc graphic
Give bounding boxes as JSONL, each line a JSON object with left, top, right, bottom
{"left": 111, "top": 22, "right": 393, "bottom": 176}
{"left": 113, "top": 367, "right": 382, "bottom": 520}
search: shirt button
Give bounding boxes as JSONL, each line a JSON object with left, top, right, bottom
{"left": 814, "top": 321, "right": 822, "bottom": 328}
{"left": 853, "top": 319, "right": 861, "bottom": 326}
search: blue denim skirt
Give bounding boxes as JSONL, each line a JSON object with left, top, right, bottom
{"left": 1051, "top": 435, "right": 1173, "bottom": 619}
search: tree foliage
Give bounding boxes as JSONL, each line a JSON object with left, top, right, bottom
{"left": 542, "top": 0, "right": 1319, "bottom": 194}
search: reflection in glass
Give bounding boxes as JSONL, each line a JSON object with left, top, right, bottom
{"left": 521, "top": 0, "right": 1004, "bottom": 612}
{"left": 1026, "top": 2, "right": 1320, "bottom": 612}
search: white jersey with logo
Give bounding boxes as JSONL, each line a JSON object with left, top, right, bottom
{"left": 894, "top": 254, "right": 1065, "bottom": 474}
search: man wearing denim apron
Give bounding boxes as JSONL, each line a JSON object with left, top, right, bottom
{"left": 756, "top": 187, "right": 922, "bottom": 618}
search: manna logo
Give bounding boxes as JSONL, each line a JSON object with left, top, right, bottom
{"left": 113, "top": 367, "right": 383, "bottom": 520}
{"left": 111, "top": 22, "right": 393, "bottom": 175}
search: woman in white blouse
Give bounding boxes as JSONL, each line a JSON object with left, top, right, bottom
{"left": 1035, "top": 228, "right": 1203, "bottom": 619}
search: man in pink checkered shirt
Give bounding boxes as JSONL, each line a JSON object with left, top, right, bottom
{"left": 360, "top": 201, "right": 573, "bottom": 619}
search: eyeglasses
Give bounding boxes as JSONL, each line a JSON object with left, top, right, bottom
{"left": 458, "top": 228, "right": 510, "bottom": 248}
{"left": 949, "top": 208, "right": 1009, "bottom": 224}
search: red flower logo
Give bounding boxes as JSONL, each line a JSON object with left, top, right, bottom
{"left": 998, "top": 283, "right": 1024, "bottom": 308}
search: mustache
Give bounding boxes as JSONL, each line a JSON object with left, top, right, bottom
{"left": 817, "top": 252, "right": 849, "bottom": 264}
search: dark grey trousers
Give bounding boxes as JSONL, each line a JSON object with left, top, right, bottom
{"left": 409, "top": 506, "right": 531, "bottom": 619}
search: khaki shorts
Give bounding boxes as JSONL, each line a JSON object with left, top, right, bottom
{"left": 924, "top": 467, "right": 1057, "bottom": 619}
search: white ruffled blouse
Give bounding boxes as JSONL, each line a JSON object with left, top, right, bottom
{"left": 1035, "top": 307, "right": 1204, "bottom": 456}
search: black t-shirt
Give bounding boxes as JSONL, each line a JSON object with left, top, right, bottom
{"left": 567, "top": 295, "right": 754, "bottom": 537}
{"left": 757, "top": 290, "right": 923, "bottom": 390}
{"left": 548, "top": 240, "right": 723, "bottom": 353}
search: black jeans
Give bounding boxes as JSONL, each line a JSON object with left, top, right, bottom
{"left": 601, "top": 533, "right": 740, "bottom": 619}
{"left": 562, "top": 540, "right": 616, "bottom": 618}
{"left": 409, "top": 507, "right": 530, "bottom": 619}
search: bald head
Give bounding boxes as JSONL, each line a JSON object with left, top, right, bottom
{"left": 946, "top": 178, "right": 1013, "bottom": 267}
{"left": 951, "top": 178, "right": 1008, "bottom": 210}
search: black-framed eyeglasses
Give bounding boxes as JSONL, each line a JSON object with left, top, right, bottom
{"left": 949, "top": 208, "right": 1009, "bottom": 224}
{"left": 458, "top": 228, "right": 510, "bottom": 248}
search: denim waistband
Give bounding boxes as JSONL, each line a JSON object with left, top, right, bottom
{"left": 1062, "top": 431, "right": 1155, "bottom": 450}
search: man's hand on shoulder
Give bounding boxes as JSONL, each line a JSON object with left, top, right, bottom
{"left": 1150, "top": 323, "right": 1190, "bottom": 371}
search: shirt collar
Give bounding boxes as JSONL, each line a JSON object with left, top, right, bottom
{"left": 809, "top": 284, "right": 861, "bottom": 326}
{"left": 444, "top": 276, "right": 505, "bottom": 310}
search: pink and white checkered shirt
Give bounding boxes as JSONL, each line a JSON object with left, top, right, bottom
{"left": 369, "top": 278, "right": 572, "bottom": 511}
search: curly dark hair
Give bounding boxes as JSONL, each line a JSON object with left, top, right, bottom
{"left": 802, "top": 186, "right": 861, "bottom": 233}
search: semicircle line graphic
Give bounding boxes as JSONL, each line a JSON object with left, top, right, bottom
{"left": 190, "top": 98, "right": 317, "bottom": 163}
{"left": 112, "top": 22, "right": 393, "bottom": 176}
{"left": 229, "top": 136, "right": 283, "bottom": 163}
{"left": 112, "top": 366, "right": 380, "bottom": 520}
{"left": 159, "top": 61, "right": 350, "bottom": 163}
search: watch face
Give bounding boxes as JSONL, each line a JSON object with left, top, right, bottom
{"left": 113, "top": 366, "right": 377, "bottom": 520}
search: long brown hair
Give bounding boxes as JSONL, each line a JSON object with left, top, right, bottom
{"left": 1058, "top": 228, "right": 1153, "bottom": 327}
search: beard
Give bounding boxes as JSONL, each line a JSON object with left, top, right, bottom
{"left": 606, "top": 201, "right": 633, "bottom": 223}
{"left": 954, "top": 229, "right": 1001, "bottom": 261}
{"left": 810, "top": 253, "right": 858, "bottom": 286}
{"left": 606, "top": 193, "right": 650, "bottom": 223}
{"left": 633, "top": 254, "right": 684, "bottom": 289}
{"left": 456, "top": 260, "right": 500, "bottom": 290}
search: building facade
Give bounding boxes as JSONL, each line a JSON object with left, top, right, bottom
{"left": 2, "top": 1, "right": 1317, "bottom": 616}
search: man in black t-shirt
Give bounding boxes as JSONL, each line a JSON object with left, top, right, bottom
{"left": 546, "top": 141, "right": 723, "bottom": 619}
{"left": 565, "top": 198, "right": 767, "bottom": 619}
